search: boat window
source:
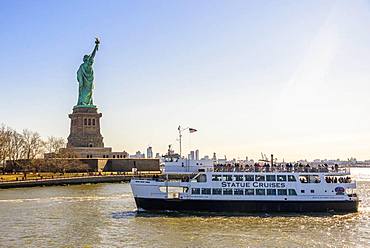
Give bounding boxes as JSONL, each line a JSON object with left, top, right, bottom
{"left": 309, "top": 175, "right": 320, "bottom": 183}
{"left": 288, "top": 189, "right": 297, "bottom": 195}
{"left": 266, "top": 175, "right": 276, "bottom": 181}
{"left": 267, "top": 189, "right": 276, "bottom": 195}
{"left": 256, "top": 189, "right": 265, "bottom": 195}
{"left": 278, "top": 189, "right": 287, "bottom": 195}
{"left": 325, "top": 176, "right": 334, "bottom": 183}
{"left": 191, "top": 188, "right": 200, "bottom": 194}
{"left": 277, "top": 175, "right": 287, "bottom": 181}
{"left": 288, "top": 175, "right": 296, "bottom": 182}
{"left": 245, "top": 189, "right": 254, "bottom": 195}
{"left": 245, "top": 175, "right": 254, "bottom": 181}
{"left": 255, "top": 175, "right": 265, "bottom": 181}
{"left": 212, "top": 188, "right": 222, "bottom": 195}
{"left": 299, "top": 175, "right": 320, "bottom": 183}
{"left": 212, "top": 175, "right": 222, "bottom": 181}
{"left": 299, "top": 175, "right": 309, "bottom": 183}
{"left": 301, "top": 190, "right": 305, "bottom": 193}
{"left": 201, "top": 188, "right": 211, "bottom": 195}
{"left": 159, "top": 187, "right": 185, "bottom": 193}
{"left": 310, "top": 189, "right": 315, "bottom": 193}
{"left": 234, "top": 189, "right": 244, "bottom": 195}
{"left": 223, "top": 188, "right": 233, "bottom": 195}
{"left": 223, "top": 175, "right": 233, "bottom": 181}
{"left": 235, "top": 175, "right": 244, "bottom": 181}
{"left": 196, "top": 174, "right": 207, "bottom": 183}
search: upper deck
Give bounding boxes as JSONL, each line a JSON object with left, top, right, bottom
{"left": 214, "top": 163, "right": 350, "bottom": 175}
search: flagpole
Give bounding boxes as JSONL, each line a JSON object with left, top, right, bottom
{"left": 178, "top": 126, "right": 182, "bottom": 157}
{"left": 178, "top": 126, "right": 197, "bottom": 158}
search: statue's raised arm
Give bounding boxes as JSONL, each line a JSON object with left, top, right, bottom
{"left": 90, "top": 38, "right": 100, "bottom": 59}
{"left": 76, "top": 38, "right": 101, "bottom": 107}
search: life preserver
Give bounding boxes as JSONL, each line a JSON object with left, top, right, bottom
{"left": 335, "top": 186, "right": 345, "bottom": 193}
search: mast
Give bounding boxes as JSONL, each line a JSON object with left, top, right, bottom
{"left": 271, "top": 154, "right": 274, "bottom": 167}
{"left": 177, "top": 125, "right": 197, "bottom": 158}
{"left": 178, "top": 126, "right": 182, "bottom": 157}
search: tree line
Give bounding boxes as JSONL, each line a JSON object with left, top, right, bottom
{"left": 0, "top": 124, "right": 89, "bottom": 173}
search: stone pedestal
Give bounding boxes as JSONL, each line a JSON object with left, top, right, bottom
{"left": 67, "top": 107, "right": 104, "bottom": 148}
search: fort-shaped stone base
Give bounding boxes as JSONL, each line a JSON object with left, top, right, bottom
{"left": 67, "top": 107, "right": 104, "bottom": 148}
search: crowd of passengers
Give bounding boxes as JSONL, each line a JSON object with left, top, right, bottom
{"left": 214, "top": 163, "right": 341, "bottom": 173}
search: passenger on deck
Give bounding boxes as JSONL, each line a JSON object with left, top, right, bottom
{"left": 264, "top": 163, "right": 270, "bottom": 172}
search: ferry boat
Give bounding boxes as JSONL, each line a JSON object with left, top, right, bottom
{"left": 130, "top": 163, "right": 358, "bottom": 213}
{"left": 130, "top": 129, "right": 359, "bottom": 213}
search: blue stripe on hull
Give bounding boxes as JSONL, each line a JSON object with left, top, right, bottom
{"left": 134, "top": 198, "right": 358, "bottom": 213}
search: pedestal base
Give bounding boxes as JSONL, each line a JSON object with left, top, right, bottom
{"left": 67, "top": 107, "right": 104, "bottom": 148}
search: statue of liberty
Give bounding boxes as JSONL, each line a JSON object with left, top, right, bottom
{"left": 76, "top": 38, "right": 100, "bottom": 107}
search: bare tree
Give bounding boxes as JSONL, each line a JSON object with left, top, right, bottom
{"left": 0, "top": 124, "right": 12, "bottom": 168}
{"left": 43, "top": 137, "right": 67, "bottom": 172}
{"left": 21, "top": 129, "right": 44, "bottom": 160}
{"left": 7, "top": 129, "right": 25, "bottom": 168}
{"left": 1, "top": 125, "right": 91, "bottom": 173}
{"left": 44, "top": 136, "right": 66, "bottom": 154}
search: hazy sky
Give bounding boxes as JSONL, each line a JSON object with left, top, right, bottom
{"left": 1, "top": 0, "right": 370, "bottom": 161}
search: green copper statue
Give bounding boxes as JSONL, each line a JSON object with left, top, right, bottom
{"left": 76, "top": 38, "right": 100, "bottom": 107}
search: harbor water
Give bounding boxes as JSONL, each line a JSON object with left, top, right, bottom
{"left": 0, "top": 168, "right": 369, "bottom": 248}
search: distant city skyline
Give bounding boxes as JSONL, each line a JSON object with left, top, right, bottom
{"left": 1, "top": 1, "right": 370, "bottom": 160}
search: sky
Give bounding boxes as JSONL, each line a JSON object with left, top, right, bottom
{"left": 1, "top": 0, "right": 370, "bottom": 161}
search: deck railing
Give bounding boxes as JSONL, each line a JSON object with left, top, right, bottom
{"left": 213, "top": 165, "right": 349, "bottom": 174}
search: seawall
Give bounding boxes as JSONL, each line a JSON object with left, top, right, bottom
{"left": 0, "top": 174, "right": 160, "bottom": 189}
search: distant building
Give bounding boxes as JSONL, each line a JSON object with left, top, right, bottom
{"left": 130, "top": 151, "right": 145, "bottom": 159}
{"left": 110, "top": 151, "right": 129, "bottom": 159}
{"left": 147, "top": 146, "right": 153, "bottom": 158}
{"left": 155, "top": 153, "right": 161, "bottom": 159}
{"left": 217, "top": 157, "right": 227, "bottom": 165}
{"left": 190, "top": 151, "right": 195, "bottom": 160}
{"left": 195, "top": 149, "right": 199, "bottom": 160}
{"left": 57, "top": 147, "right": 130, "bottom": 159}
{"left": 212, "top": 152, "right": 217, "bottom": 163}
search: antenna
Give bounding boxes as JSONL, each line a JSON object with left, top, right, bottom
{"left": 177, "top": 125, "right": 189, "bottom": 157}
{"left": 178, "top": 126, "right": 182, "bottom": 157}
{"left": 177, "top": 125, "right": 197, "bottom": 157}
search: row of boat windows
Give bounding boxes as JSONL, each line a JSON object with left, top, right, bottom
{"left": 210, "top": 174, "right": 297, "bottom": 182}
{"left": 191, "top": 188, "right": 298, "bottom": 196}
{"left": 299, "top": 175, "right": 321, "bottom": 183}
{"left": 325, "top": 176, "right": 352, "bottom": 184}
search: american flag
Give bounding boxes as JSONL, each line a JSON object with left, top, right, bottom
{"left": 189, "top": 128, "right": 197, "bottom": 133}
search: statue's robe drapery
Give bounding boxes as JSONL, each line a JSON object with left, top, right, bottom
{"left": 77, "top": 57, "right": 94, "bottom": 106}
